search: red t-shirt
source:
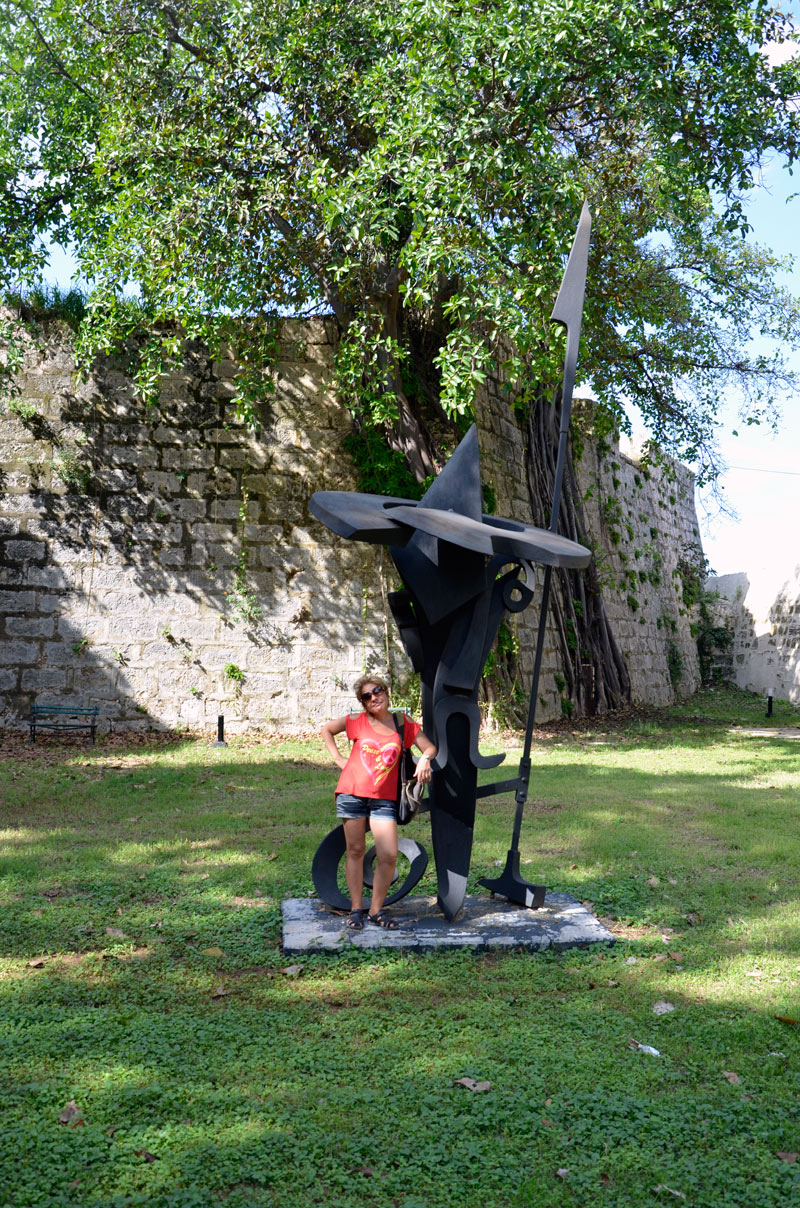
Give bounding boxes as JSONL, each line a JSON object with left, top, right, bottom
{"left": 335, "top": 712, "right": 421, "bottom": 800}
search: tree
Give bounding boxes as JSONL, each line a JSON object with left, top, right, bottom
{"left": 2, "top": 0, "right": 800, "bottom": 714}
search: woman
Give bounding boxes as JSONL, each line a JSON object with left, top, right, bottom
{"left": 320, "top": 676, "right": 437, "bottom": 930}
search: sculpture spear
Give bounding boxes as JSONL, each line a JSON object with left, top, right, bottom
{"left": 479, "top": 201, "right": 592, "bottom": 907}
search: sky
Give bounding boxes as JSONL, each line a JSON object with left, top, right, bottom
{"left": 693, "top": 160, "right": 800, "bottom": 582}
{"left": 692, "top": 32, "right": 800, "bottom": 584}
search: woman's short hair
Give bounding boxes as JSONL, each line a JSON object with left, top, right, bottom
{"left": 353, "top": 674, "right": 389, "bottom": 703}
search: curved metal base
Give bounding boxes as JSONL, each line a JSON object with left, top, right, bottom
{"left": 311, "top": 825, "right": 429, "bottom": 910}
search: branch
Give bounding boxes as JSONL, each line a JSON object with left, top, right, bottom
{"left": 13, "top": 2, "right": 95, "bottom": 100}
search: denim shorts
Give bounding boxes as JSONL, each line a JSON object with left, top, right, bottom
{"left": 335, "top": 793, "right": 397, "bottom": 821}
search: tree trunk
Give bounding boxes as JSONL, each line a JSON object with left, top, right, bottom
{"left": 378, "top": 287, "right": 440, "bottom": 482}
{"left": 523, "top": 390, "right": 631, "bottom": 718}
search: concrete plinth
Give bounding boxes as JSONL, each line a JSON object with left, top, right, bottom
{"left": 281, "top": 892, "right": 614, "bottom": 954}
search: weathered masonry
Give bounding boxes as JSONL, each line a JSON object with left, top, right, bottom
{"left": 708, "top": 569, "right": 800, "bottom": 705}
{"left": 0, "top": 315, "right": 704, "bottom": 733}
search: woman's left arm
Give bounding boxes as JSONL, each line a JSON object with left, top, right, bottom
{"left": 412, "top": 730, "right": 437, "bottom": 784}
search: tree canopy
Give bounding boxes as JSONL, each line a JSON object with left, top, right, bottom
{"left": 2, "top": 0, "right": 800, "bottom": 482}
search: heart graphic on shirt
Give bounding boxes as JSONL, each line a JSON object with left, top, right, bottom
{"left": 359, "top": 739, "right": 399, "bottom": 789}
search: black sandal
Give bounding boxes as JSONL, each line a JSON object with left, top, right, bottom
{"left": 368, "top": 910, "right": 399, "bottom": 930}
{"left": 347, "top": 909, "right": 364, "bottom": 930}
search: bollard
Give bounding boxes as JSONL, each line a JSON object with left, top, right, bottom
{"left": 212, "top": 713, "right": 228, "bottom": 748}
{"left": 766, "top": 694, "right": 773, "bottom": 719}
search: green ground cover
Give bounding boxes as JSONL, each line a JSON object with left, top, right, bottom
{"left": 1, "top": 688, "right": 800, "bottom": 1208}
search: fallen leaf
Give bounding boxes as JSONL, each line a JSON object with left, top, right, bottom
{"left": 555, "top": 1168, "right": 569, "bottom": 1179}
{"left": 281, "top": 964, "right": 304, "bottom": 978}
{"left": 653, "top": 1185, "right": 686, "bottom": 1199}
{"left": 745, "top": 970, "right": 762, "bottom": 978}
{"left": 59, "top": 1100, "right": 84, "bottom": 1127}
{"left": 201, "top": 946, "right": 224, "bottom": 957}
{"left": 27, "top": 957, "right": 46, "bottom": 969}
{"left": 652, "top": 953, "right": 668, "bottom": 962}
{"left": 722, "top": 1071, "right": 741, "bottom": 1084}
{"left": 607, "top": 979, "right": 620, "bottom": 987}
{"left": 569, "top": 863, "right": 578, "bottom": 870}
{"left": 105, "top": 927, "right": 126, "bottom": 939}
{"left": 581, "top": 900, "right": 594, "bottom": 911}
{"left": 266, "top": 851, "right": 278, "bottom": 861}
{"left": 135, "top": 1149, "right": 159, "bottom": 1163}
{"left": 541, "top": 1118, "right": 555, "bottom": 1127}
{"left": 684, "top": 911, "right": 702, "bottom": 925}
{"left": 777, "top": 1152, "right": 798, "bottom": 1164}
{"left": 667, "top": 877, "right": 678, "bottom": 885}
{"left": 647, "top": 876, "right": 660, "bottom": 887}
{"left": 624, "top": 956, "right": 637, "bottom": 966}
{"left": 454, "top": 1077, "right": 492, "bottom": 1092}
{"left": 210, "top": 986, "right": 229, "bottom": 999}
{"left": 600, "top": 1173, "right": 611, "bottom": 1185}
{"left": 668, "top": 952, "right": 684, "bottom": 962}
{"left": 351, "top": 1165, "right": 374, "bottom": 1176}
{"left": 774, "top": 1015, "right": 798, "bottom": 1025}
{"left": 652, "top": 1000, "right": 675, "bottom": 1015}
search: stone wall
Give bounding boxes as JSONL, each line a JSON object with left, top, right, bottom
{"left": 577, "top": 432, "right": 702, "bottom": 707}
{"left": 0, "top": 316, "right": 704, "bottom": 733}
{"left": 708, "top": 569, "right": 800, "bottom": 704}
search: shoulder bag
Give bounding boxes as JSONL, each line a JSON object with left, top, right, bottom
{"left": 392, "top": 712, "right": 422, "bottom": 824}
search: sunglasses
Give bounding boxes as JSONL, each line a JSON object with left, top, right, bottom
{"left": 360, "top": 686, "right": 387, "bottom": 703}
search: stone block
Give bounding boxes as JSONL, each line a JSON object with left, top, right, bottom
{"left": 2, "top": 539, "right": 48, "bottom": 563}
{"left": 21, "top": 668, "right": 68, "bottom": 690}
{"left": 218, "top": 448, "right": 247, "bottom": 469}
{"left": 0, "top": 640, "right": 39, "bottom": 664}
{"left": 141, "top": 471, "right": 182, "bottom": 494}
{"left": 161, "top": 447, "right": 216, "bottom": 471}
{"left": 0, "top": 589, "right": 37, "bottom": 613}
{"left": 193, "top": 523, "right": 235, "bottom": 543}
{"left": 107, "top": 616, "right": 158, "bottom": 640}
{"left": 186, "top": 473, "right": 213, "bottom": 495}
{"left": 173, "top": 499, "right": 209, "bottom": 520}
{"left": 204, "top": 544, "right": 239, "bottom": 568}
{"left": 152, "top": 425, "right": 201, "bottom": 444}
{"left": 108, "top": 445, "right": 154, "bottom": 467}
{"left": 204, "top": 426, "right": 242, "bottom": 445}
{"left": 135, "top": 522, "right": 184, "bottom": 545}
{"left": 5, "top": 616, "right": 55, "bottom": 637}
{"left": 0, "top": 669, "right": 18, "bottom": 690}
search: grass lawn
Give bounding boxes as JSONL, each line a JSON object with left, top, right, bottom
{"left": 1, "top": 687, "right": 800, "bottom": 1208}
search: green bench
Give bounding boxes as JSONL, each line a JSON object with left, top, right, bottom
{"left": 28, "top": 703, "right": 99, "bottom": 745}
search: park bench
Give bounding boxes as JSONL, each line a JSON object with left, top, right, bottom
{"left": 28, "top": 703, "right": 99, "bottom": 745}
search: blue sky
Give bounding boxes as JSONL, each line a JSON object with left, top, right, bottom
{"left": 691, "top": 33, "right": 800, "bottom": 580}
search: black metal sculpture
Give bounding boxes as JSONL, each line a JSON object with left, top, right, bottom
{"left": 310, "top": 204, "right": 593, "bottom": 921}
